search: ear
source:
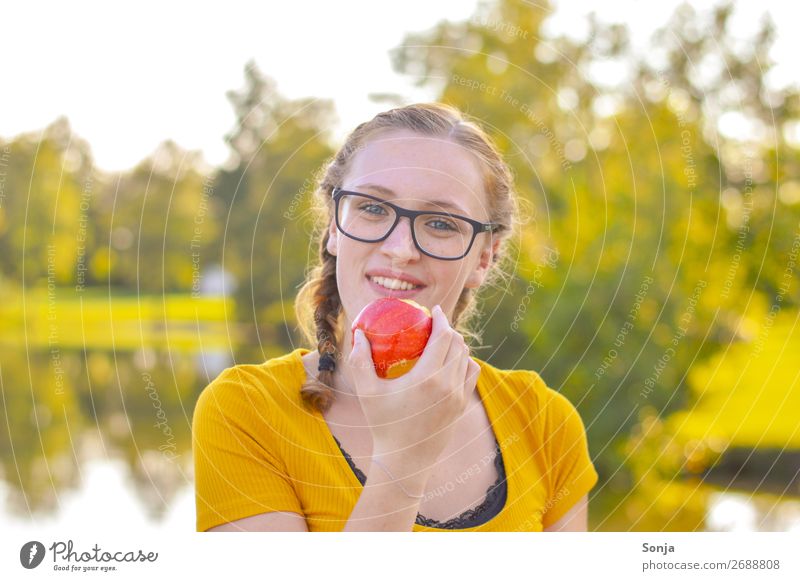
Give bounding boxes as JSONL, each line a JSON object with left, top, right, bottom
{"left": 326, "top": 218, "right": 338, "bottom": 256}
{"left": 464, "top": 235, "right": 501, "bottom": 289}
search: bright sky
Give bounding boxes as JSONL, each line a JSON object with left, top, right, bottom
{"left": 1, "top": 0, "right": 796, "bottom": 172}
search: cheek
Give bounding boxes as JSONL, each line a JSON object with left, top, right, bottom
{"left": 454, "top": 255, "right": 484, "bottom": 290}
{"left": 437, "top": 261, "right": 472, "bottom": 291}
{"left": 335, "top": 240, "right": 367, "bottom": 299}
{"left": 335, "top": 267, "right": 358, "bottom": 326}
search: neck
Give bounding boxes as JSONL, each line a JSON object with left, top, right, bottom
{"left": 330, "top": 327, "right": 359, "bottom": 398}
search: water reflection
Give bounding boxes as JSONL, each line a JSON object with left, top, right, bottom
{"left": 707, "top": 492, "right": 800, "bottom": 532}
{"left": 0, "top": 458, "right": 195, "bottom": 533}
{"left": 4, "top": 451, "right": 798, "bottom": 532}
{"left": 0, "top": 343, "right": 229, "bottom": 523}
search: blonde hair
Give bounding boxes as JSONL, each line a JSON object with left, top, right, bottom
{"left": 295, "top": 102, "right": 518, "bottom": 412}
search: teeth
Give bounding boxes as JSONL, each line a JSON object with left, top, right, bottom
{"left": 370, "top": 276, "right": 419, "bottom": 291}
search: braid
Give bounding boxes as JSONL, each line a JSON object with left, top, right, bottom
{"left": 299, "top": 233, "right": 342, "bottom": 412}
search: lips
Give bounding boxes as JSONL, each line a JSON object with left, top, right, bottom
{"left": 366, "top": 269, "right": 425, "bottom": 299}
{"left": 365, "top": 268, "right": 426, "bottom": 287}
{"left": 366, "top": 275, "right": 425, "bottom": 298}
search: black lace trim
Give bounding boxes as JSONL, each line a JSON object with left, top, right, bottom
{"left": 333, "top": 436, "right": 507, "bottom": 529}
{"left": 334, "top": 436, "right": 368, "bottom": 483}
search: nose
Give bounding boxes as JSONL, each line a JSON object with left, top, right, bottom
{"left": 379, "top": 216, "right": 420, "bottom": 262}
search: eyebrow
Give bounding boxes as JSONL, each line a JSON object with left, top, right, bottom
{"left": 354, "top": 183, "right": 469, "bottom": 215}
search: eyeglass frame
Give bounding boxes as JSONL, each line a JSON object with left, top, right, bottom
{"left": 331, "top": 186, "right": 502, "bottom": 261}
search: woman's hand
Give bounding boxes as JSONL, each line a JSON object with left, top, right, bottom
{"left": 346, "top": 304, "right": 481, "bottom": 477}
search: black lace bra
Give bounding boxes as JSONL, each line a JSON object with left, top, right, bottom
{"left": 333, "top": 435, "right": 507, "bottom": 529}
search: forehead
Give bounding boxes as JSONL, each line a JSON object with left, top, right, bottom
{"left": 343, "top": 129, "right": 487, "bottom": 216}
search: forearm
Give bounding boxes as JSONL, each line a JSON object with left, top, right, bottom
{"left": 343, "top": 454, "right": 430, "bottom": 532}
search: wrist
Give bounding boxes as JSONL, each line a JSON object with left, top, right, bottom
{"left": 369, "top": 456, "right": 428, "bottom": 499}
{"left": 368, "top": 451, "right": 432, "bottom": 497}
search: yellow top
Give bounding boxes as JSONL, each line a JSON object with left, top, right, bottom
{"left": 192, "top": 348, "right": 598, "bottom": 532}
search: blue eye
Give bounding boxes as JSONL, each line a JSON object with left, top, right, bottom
{"left": 426, "top": 218, "right": 458, "bottom": 232}
{"left": 359, "top": 203, "right": 389, "bottom": 215}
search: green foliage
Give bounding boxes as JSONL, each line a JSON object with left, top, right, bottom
{"left": 216, "top": 61, "right": 337, "bottom": 360}
{"left": 1, "top": 2, "right": 798, "bottom": 530}
{"left": 389, "top": 0, "right": 800, "bottom": 529}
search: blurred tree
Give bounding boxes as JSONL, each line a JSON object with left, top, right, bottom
{"left": 0, "top": 350, "right": 84, "bottom": 517}
{"left": 215, "top": 60, "right": 337, "bottom": 360}
{"left": 390, "top": 0, "right": 800, "bottom": 530}
{"left": 89, "top": 140, "right": 217, "bottom": 293}
{"left": 1, "top": 0, "right": 797, "bottom": 531}
{"left": 0, "top": 118, "right": 93, "bottom": 286}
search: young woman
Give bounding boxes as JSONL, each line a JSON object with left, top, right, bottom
{"left": 193, "top": 103, "right": 598, "bottom": 531}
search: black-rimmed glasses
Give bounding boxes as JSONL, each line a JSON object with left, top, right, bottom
{"left": 332, "top": 187, "right": 501, "bottom": 261}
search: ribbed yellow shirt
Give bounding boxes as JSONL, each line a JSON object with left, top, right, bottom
{"left": 192, "top": 348, "right": 598, "bottom": 532}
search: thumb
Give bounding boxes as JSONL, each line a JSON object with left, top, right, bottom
{"left": 349, "top": 329, "right": 377, "bottom": 378}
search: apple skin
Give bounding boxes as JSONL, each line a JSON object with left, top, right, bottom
{"left": 351, "top": 298, "right": 433, "bottom": 379}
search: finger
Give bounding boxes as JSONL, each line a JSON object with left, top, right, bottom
{"left": 455, "top": 344, "right": 470, "bottom": 391}
{"left": 462, "top": 357, "right": 480, "bottom": 400}
{"left": 418, "top": 305, "right": 454, "bottom": 367}
{"left": 426, "top": 336, "right": 467, "bottom": 407}
{"left": 348, "top": 329, "right": 378, "bottom": 382}
{"left": 442, "top": 331, "right": 466, "bottom": 375}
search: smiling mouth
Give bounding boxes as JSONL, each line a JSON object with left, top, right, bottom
{"left": 367, "top": 275, "right": 424, "bottom": 292}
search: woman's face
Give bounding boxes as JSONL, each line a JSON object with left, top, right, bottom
{"left": 327, "top": 128, "right": 500, "bottom": 331}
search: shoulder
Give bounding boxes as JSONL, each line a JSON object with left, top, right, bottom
{"left": 193, "top": 348, "right": 310, "bottom": 428}
{"left": 473, "top": 355, "right": 546, "bottom": 389}
{"left": 472, "top": 355, "right": 549, "bottom": 405}
{"left": 472, "top": 356, "right": 583, "bottom": 429}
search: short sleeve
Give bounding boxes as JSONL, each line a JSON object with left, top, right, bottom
{"left": 192, "top": 367, "right": 304, "bottom": 531}
{"left": 539, "top": 389, "right": 598, "bottom": 529}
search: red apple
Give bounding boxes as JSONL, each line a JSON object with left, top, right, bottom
{"left": 351, "top": 298, "right": 433, "bottom": 379}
